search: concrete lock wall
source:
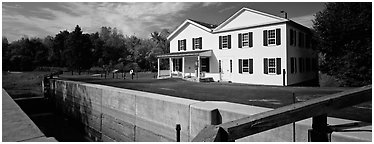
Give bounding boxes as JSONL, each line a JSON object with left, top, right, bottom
{"left": 51, "top": 79, "right": 371, "bottom": 142}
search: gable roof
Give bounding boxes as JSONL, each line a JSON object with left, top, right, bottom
{"left": 213, "top": 7, "right": 288, "bottom": 32}
{"left": 189, "top": 19, "right": 218, "bottom": 29}
{"left": 167, "top": 7, "right": 311, "bottom": 40}
{"left": 167, "top": 19, "right": 216, "bottom": 40}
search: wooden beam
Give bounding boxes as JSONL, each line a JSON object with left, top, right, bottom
{"left": 192, "top": 85, "right": 371, "bottom": 142}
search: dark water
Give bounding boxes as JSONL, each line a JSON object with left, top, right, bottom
{"left": 15, "top": 97, "right": 89, "bottom": 142}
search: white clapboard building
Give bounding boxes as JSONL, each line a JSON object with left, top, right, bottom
{"left": 157, "top": 7, "right": 318, "bottom": 86}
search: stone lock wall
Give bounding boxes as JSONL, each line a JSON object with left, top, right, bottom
{"left": 50, "top": 79, "right": 371, "bottom": 142}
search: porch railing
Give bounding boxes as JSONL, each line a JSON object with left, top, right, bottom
{"left": 192, "top": 85, "right": 372, "bottom": 142}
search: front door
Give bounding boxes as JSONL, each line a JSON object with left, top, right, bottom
{"left": 220, "top": 58, "right": 231, "bottom": 81}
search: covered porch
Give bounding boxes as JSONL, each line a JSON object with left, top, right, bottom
{"left": 156, "top": 50, "right": 214, "bottom": 82}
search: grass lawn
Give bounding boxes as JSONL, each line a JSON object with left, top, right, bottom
{"left": 2, "top": 71, "right": 50, "bottom": 99}
{"left": 58, "top": 72, "right": 372, "bottom": 123}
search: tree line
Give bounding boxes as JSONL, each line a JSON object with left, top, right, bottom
{"left": 3, "top": 25, "right": 170, "bottom": 73}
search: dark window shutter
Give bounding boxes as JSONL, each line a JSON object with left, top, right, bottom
{"left": 295, "top": 58, "right": 297, "bottom": 73}
{"left": 298, "top": 32, "right": 303, "bottom": 47}
{"left": 263, "top": 30, "right": 268, "bottom": 46}
{"left": 239, "top": 59, "right": 242, "bottom": 73}
{"left": 173, "top": 59, "right": 175, "bottom": 71}
{"left": 228, "top": 35, "right": 231, "bottom": 49}
{"left": 276, "top": 58, "right": 281, "bottom": 75}
{"left": 249, "top": 59, "right": 253, "bottom": 74}
{"left": 199, "top": 37, "right": 202, "bottom": 49}
{"left": 238, "top": 33, "right": 242, "bottom": 48}
{"left": 306, "top": 34, "right": 310, "bottom": 48}
{"left": 290, "top": 58, "right": 294, "bottom": 73}
{"left": 264, "top": 58, "right": 268, "bottom": 74}
{"left": 206, "top": 58, "right": 209, "bottom": 72}
{"left": 249, "top": 32, "right": 253, "bottom": 47}
{"left": 179, "top": 59, "right": 182, "bottom": 71}
{"left": 290, "top": 29, "right": 294, "bottom": 46}
{"left": 294, "top": 30, "right": 297, "bottom": 46}
{"left": 276, "top": 28, "right": 281, "bottom": 45}
{"left": 192, "top": 38, "right": 195, "bottom": 50}
{"left": 299, "top": 57, "right": 302, "bottom": 73}
{"left": 178, "top": 40, "right": 180, "bottom": 51}
{"left": 184, "top": 39, "right": 186, "bottom": 50}
{"left": 219, "top": 36, "right": 222, "bottom": 49}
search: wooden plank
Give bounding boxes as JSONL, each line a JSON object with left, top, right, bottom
{"left": 193, "top": 85, "right": 371, "bottom": 142}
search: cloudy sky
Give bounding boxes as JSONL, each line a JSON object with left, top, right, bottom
{"left": 2, "top": 2, "right": 325, "bottom": 42}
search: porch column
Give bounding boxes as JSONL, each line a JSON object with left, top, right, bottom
{"left": 157, "top": 58, "right": 160, "bottom": 78}
{"left": 182, "top": 57, "right": 185, "bottom": 78}
{"left": 197, "top": 56, "right": 201, "bottom": 80}
{"left": 169, "top": 57, "right": 172, "bottom": 78}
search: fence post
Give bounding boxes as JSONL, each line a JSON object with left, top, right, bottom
{"left": 308, "top": 114, "right": 331, "bottom": 142}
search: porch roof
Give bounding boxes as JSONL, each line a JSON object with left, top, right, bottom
{"left": 157, "top": 50, "right": 212, "bottom": 58}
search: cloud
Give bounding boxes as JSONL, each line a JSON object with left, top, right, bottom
{"left": 290, "top": 14, "right": 315, "bottom": 28}
{"left": 201, "top": 2, "right": 222, "bottom": 7}
{"left": 2, "top": 2, "right": 197, "bottom": 42}
{"left": 218, "top": 5, "right": 236, "bottom": 13}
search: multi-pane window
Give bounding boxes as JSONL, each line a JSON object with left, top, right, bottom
{"left": 194, "top": 38, "right": 200, "bottom": 49}
{"left": 268, "top": 58, "right": 276, "bottom": 74}
{"left": 222, "top": 36, "right": 228, "bottom": 48}
{"left": 268, "top": 30, "right": 276, "bottom": 45}
{"left": 175, "top": 59, "right": 180, "bottom": 71}
{"left": 178, "top": 39, "right": 186, "bottom": 51}
{"left": 290, "top": 57, "right": 297, "bottom": 74}
{"left": 242, "top": 33, "right": 249, "bottom": 47}
{"left": 193, "top": 37, "right": 202, "bottom": 50}
{"left": 242, "top": 59, "right": 249, "bottom": 72}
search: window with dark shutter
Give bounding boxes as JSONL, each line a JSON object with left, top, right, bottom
{"left": 199, "top": 37, "right": 202, "bottom": 49}
{"left": 178, "top": 40, "right": 180, "bottom": 51}
{"left": 291, "top": 57, "right": 295, "bottom": 73}
{"left": 179, "top": 58, "right": 182, "bottom": 71}
{"left": 306, "top": 34, "right": 310, "bottom": 48}
{"left": 192, "top": 38, "right": 195, "bottom": 50}
{"left": 299, "top": 57, "right": 303, "bottom": 73}
{"left": 263, "top": 30, "right": 268, "bottom": 46}
{"left": 290, "top": 29, "right": 294, "bottom": 46}
{"left": 276, "top": 28, "right": 281, "bottom": 45}
{"left": 294, "top": 30, "right": 297, "bottom": 46}
{"left": 228, "top": 35, "right": 231, "bottom": 49}
{"left": 295, "top": 58, "right": 297, "bottom": 73}
{"left": 219, "top": 36, "right": 222, "bottom": 49}
{"left": 276, "top": 58, "right": 281, "bottom": 75}
{"left": 249, "top": 32, "right": 253, "bottom": 47}
{"left": 264, "top": 58, "right": 268, "bottom": 74}
{"left": 243, "top": 59, "right": 249, "bottom": 72}
{"left": 239, "top": 59, "right": 242, "bottom": 73}
{"left": 249, "top": 59, "right": 253, "bottom": 74}
{"left": 173, "top": 59, "right": 177, "bottom": 71}
{"left": 183, "top": 39, "right": 186, "bottom": 50}
{"left": 238, "top": 33, "right": 242, "bottom": 48}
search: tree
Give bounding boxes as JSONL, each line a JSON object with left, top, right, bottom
{"left": 51, "top": 30, "right": 70, "bottom": 67}
{"left": 313, "top": 2, "right": 371, "bottom": 86}
{"left": 64, "top": 25, "right": 93, "bottom": 74}
{"left": 2, "top": 37, "right": 11, "bottom": 70}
